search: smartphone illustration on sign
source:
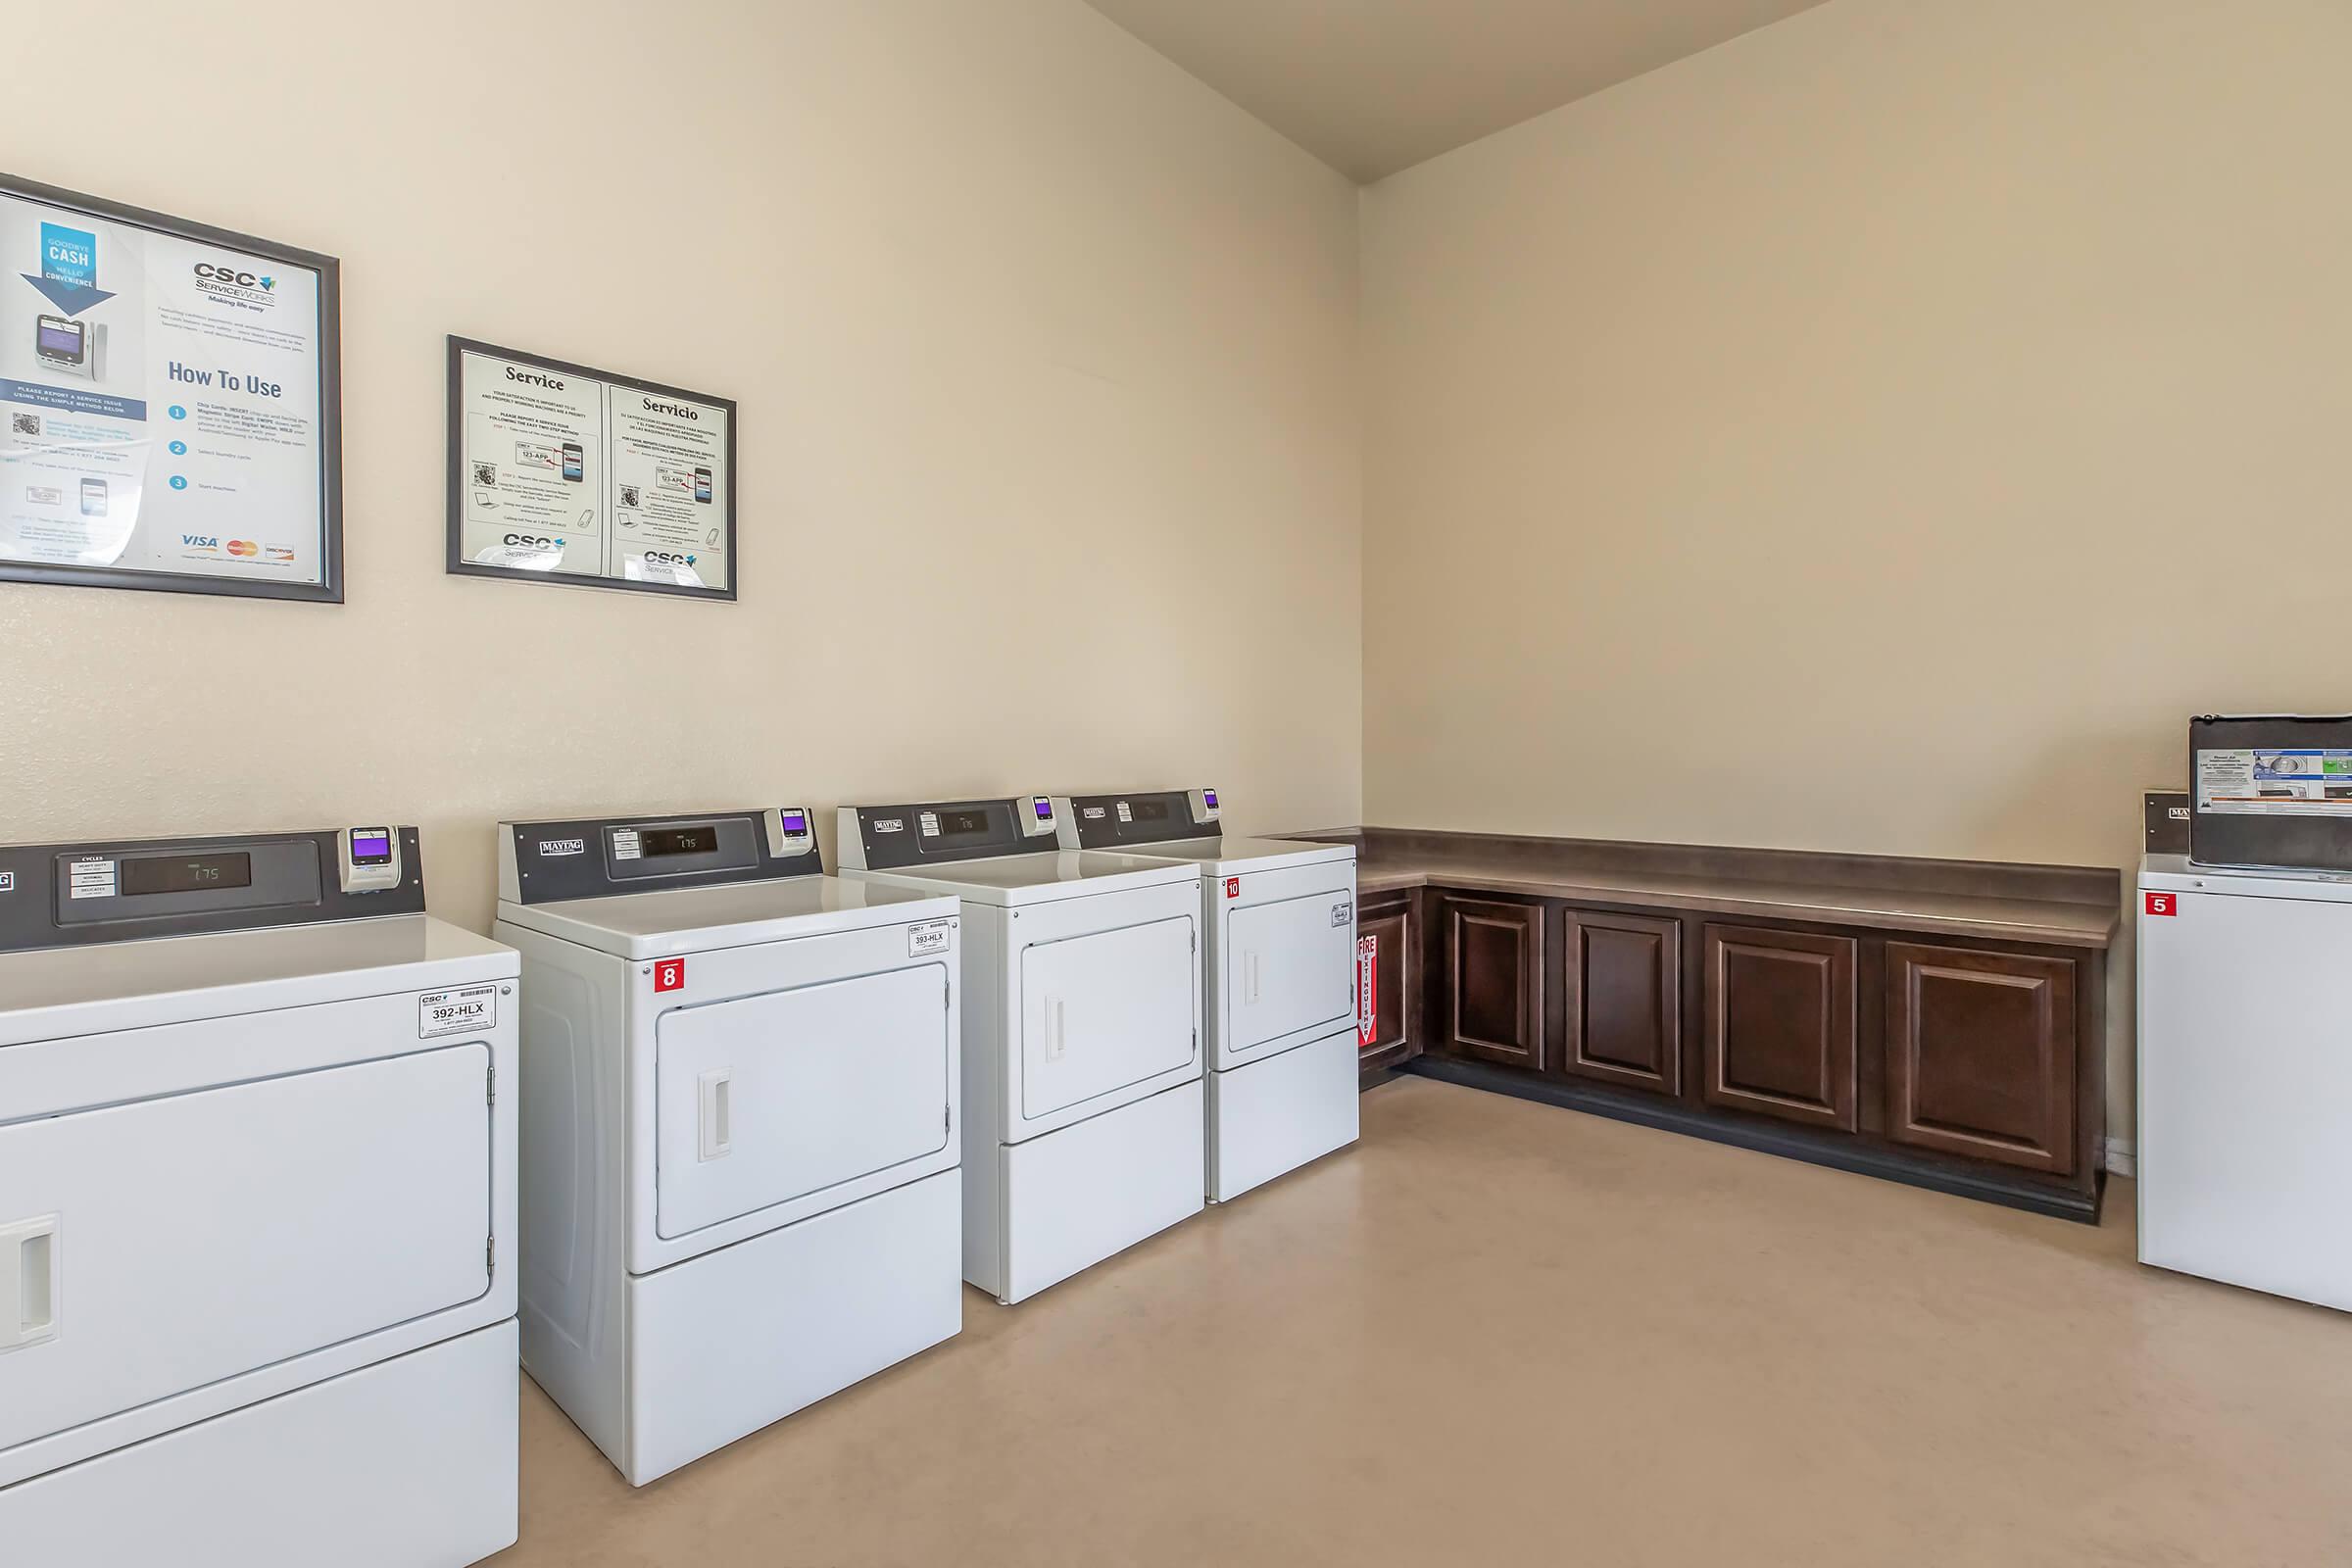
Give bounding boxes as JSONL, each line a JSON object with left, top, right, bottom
{"left": 694, "top": 466, "right": 712, "bottom": 504}
{"left": 78, "top": 477, "right": 107, "bottom": 516}
{"left": 562, "top": 442, "right": 584, "bottom": 482}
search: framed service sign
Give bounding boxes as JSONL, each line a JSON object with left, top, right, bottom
{"left": 0, "top": 172, "right": 343, "bottom": 602}
{"left": 446, "top": 337, "right": 737, "bottom": 602}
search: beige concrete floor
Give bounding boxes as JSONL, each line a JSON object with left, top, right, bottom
{"left": 494, "top": 1076, "right": 2352, "bottom": 1567}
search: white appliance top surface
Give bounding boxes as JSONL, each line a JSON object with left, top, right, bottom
{"left": 2140, "top": 854, "right": 2352, "bottom": 903}
{"left": 0, "top": 914, "right": 516, "bottom": 1048}
{"left": 848, "top": 850, "right": 1202, "bottom": 906}
{"left": 1109, "top": 835, "right": 1354, "bottom": 876}
{"left": 498, "top": 874, "right": 959, "bottom": 958}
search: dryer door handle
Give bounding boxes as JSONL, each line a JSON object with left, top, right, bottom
{"left": 0, "top": 1214, "right": 59, "bottom": 1352}
{"left": 698, "top": 1069, "right": 733, "bottom": 1162}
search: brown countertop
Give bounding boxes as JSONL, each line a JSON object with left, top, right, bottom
{"left": 1323, "top": 829, "right": 2120, "bottom": 949}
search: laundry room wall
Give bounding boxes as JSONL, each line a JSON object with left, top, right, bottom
{"left": 1357, "top": 0, "right": 2352, "bottom": 1151}
{"left": 0, "top": 0, "right": 1363, "bottom": 927}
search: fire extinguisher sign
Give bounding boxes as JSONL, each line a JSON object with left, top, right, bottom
{"left": 1356, "top": 935, "right": 1378, "bottom": 1047}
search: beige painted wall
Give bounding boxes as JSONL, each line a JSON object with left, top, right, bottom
{"left": 0, "top": 0, "right": 1362, "bottom": 929}
{"left": 1360, "top": 0, "right": 2352, "bottom": 1144}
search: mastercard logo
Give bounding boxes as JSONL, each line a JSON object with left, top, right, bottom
{"left": 227, "top": 539, "right": 258, "bottom": 557}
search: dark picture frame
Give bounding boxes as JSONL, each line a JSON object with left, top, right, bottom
{"left": 444, "top": 336, "right": 739, "bottom": 603}
{"left": 0, "top": 172, "right": 344, "bottom": 604}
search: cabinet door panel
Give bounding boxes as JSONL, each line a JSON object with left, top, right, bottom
{"left": 1442, "top": 897, "right": 1543, "bottom": 1070}
{"left": 1563, "top": 911, "right": 1680, "bottom": 1094}
{"left": 1886, "top": 944, "right": 2077, "bottom": 1174}
{"left": 1359, "top": 899, "right": 1419, "bottom": 1073}
{"left": 1703, "top": 924, "right": 1857, "bottom": 1130}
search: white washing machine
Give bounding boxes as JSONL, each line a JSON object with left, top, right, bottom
{"left": 1056, "top": 788, "right": 1359, "bottom": 1201}
{"left": 839, "top": 795, "right": 1204, "bottom": 1304}
{"left": 2138, "top": 854, "right": 2352, "bottom": 1310}
{"left": 494, "top": 807, "right": 964, "bottom": 1486}
{"left": 0, "top": 825, "right": 518, "bottom": 1567}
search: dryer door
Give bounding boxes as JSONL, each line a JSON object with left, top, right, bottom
{"left": 655, "top": 963, "right": 952, "bottom": 1240}
{"left": 1226, "top": 886, "right": 1355, "bottom": 1054}
{"left": 1020, "top": 915, "right": 1198, "bottom": 1121}
{"left": 0, "top": 1042, "right": 491, "bottom": 1453}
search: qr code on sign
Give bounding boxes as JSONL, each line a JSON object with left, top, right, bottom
{"left": 471, "top": 462, "right": 497, "bottom": 486}
{"left": 619, "top": 484, "right": 640, "bottom": 508}
{"left": 10, "top": 413, "right": 39, "bottom": 437}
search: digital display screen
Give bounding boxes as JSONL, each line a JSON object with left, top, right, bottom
{"left": 641, "top": 826, "right": 717, "bottom": 858}
{"left": 37, "top": 320, "right": 82, "bottom": 357}
{"left": 350, "top": 829, "right": 394, "bottom": 864}
{"left": 940, "top": 808, "right": 993, "bottom": 836}
{"left": 1130, "top": 800, "right": 1171, "bottom": 822}
{"left": 780, "top": 811, "right": 808, "bottom": 833}
{"left": 1033, "top": 800, "right": 1053, "bottom": 819}
{"left": 1202, "top": 790, "right": 1217, "bottom": 808}
{"left": 121, "top": 853, "right": 254, "bottom": 897}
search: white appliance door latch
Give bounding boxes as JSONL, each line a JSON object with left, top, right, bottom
{"left": 1244, "top": 951, "right": 1261, "bottom": 1004}
{"left": 1, "top": 1214, "right": 60, "bottom": 1353}
{"left": 1046, "top": 997, "right": 1068, "bottom": 1061}
{"left": 698, "top": 1068, "right": 733, "bottom": 1162}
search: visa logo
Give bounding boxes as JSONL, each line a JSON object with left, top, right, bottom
{"left": 182, "top": 534, "right": 220, "bottom": 548}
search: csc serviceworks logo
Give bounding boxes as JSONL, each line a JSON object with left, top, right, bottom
{"left": 193, "top": 261, "right": 279, "bottom": 305}
{"left": 194, "top": 262, "right": 273, "bottom": 289}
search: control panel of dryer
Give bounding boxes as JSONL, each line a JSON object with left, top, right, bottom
{"left": 0, "top": 826, "right": 427, "bottom": 952}
{"left": 500, "top": 808, "right": 823, "bottom": 905}
{"left": 839, "top": 796, "right": 1059, "bottom": 870}
{"left": 1057, "top": 788, "right": 1222, "bottom": 851}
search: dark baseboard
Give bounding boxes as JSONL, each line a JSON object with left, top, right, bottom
{"left": 1403, "top": 1056, "right": 2102, "bottom": 1226}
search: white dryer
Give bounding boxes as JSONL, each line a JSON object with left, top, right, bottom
{"left": 0, "top": 826, "right": 518, "bottom": 1568}
{"left": 1056, "top": 788, "right": 1359, "bottom": 1201}
{"left": 839, "top": 796, "right": 1205, "bottom": 1304}
{"left": 494, "top": 807, "right": 963, "bottom": 1486}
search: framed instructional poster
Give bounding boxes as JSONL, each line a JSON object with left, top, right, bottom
{"left": 0, "top": 172, "right": 342, "bottom": 602}
{"left": 446, "top": 337, "right": 737, "bottom": 601}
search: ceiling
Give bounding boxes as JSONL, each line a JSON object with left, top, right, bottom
{"left": 1085, "top": 0, "right": 1830, "bottom": 182}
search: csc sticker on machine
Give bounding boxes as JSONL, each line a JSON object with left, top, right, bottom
{"left": 908, "top": 917, "right": 955, "bottom": 956}
{"left": 419, "top": 984, "right": 499, "bottom": 1038}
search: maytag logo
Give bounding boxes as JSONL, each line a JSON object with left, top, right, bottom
{"left": 538, "top": 838, "right": 587, "bottom": 857}
{"left": 873, "top": 818, "right": 905, "bottom": 834}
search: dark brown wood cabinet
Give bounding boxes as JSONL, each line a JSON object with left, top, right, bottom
{"left": 1701, "top": 924, "right": 1858, "bottom": 1131}
{"left": 1357, "top": 894, "right": 1421, "bottom": 1077}
{"left": 1440, "top": 895, "right": 1544, "bottom": 1070}
{"left": 1318, "top": 825, "right": 2115, "bottom": 1221}
{"left": 1885, "top": 943, "right": 2078, "bottom": 1175}
{"left": 1560, "top": 909, "right": 1681, "bottom": 1095}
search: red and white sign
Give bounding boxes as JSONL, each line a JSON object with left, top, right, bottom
{"left": 654, "top": 957, "right": 688, "bottom": 992}
{"left": 1356, "top": 934, "right": 1378, "bottom": 1047}
{"left": 1225, "top": 877, "right": 1241, "bottom": 899}
{"left": 2144, "top": 892, "right": 2178, "bottom": 918}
